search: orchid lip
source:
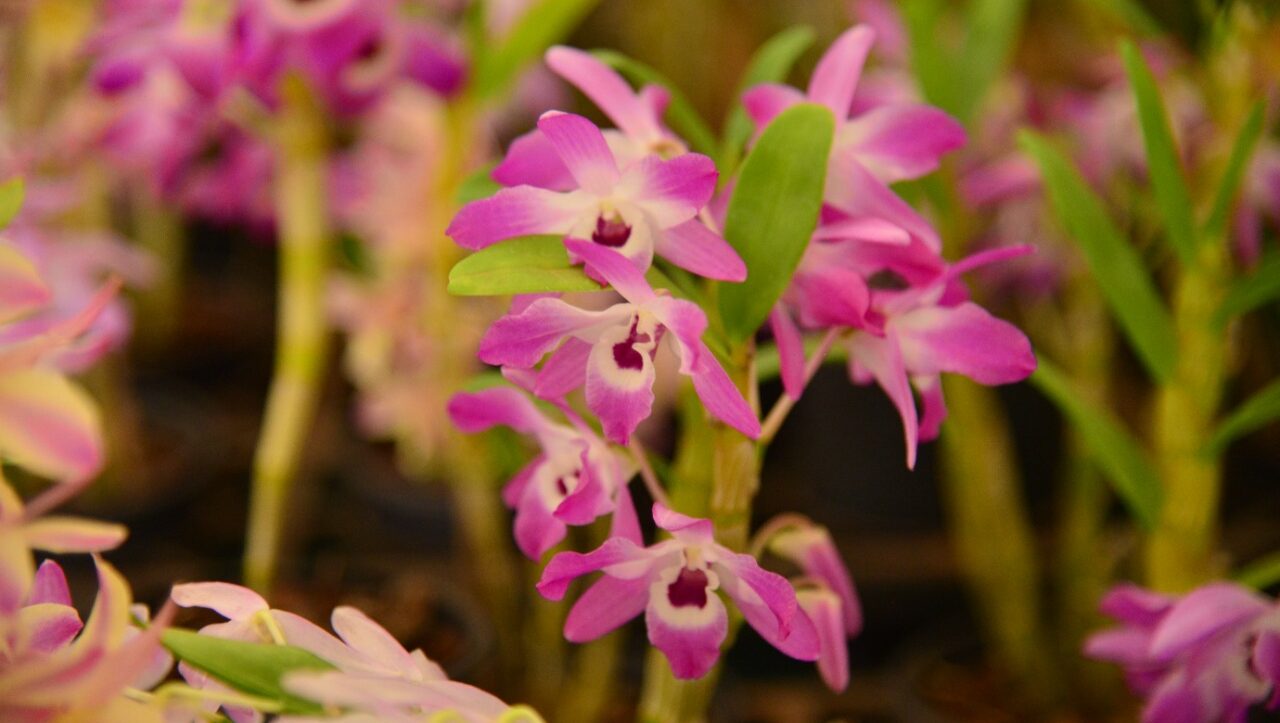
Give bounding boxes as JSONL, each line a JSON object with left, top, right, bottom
{"left": 667, "top": 568, "right": 710, "bottom": 609}
{"left": 592, "top": 214, "right": 632, "bottom": 248}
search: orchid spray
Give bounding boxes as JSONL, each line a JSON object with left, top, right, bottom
{"left": 447, "top": 25, "right": 1034, "bottom": 720}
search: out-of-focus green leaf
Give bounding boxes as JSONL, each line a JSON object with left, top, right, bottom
{"left": 901, "top": 0, "right": 956, "bottom": 116}
{"left": 1205, "top": 378, "right": 1280, "bottom": 455}
{"left": 719, "top": 104, "right": 834, "bottom": 343}
{"left": 457, "top": 164, "right": 502, "bottom": 204}
{"left": 1214, "top": 253, "right": 1280, "bottom": 325}
{"left": 0, "top": 178, "right": 24, "bottom": 229}
{"left": 719, "top": 26, "right": 816, "bottom": 170}
{"left": 1236, "top": 550, "right": 1280, "bottom": 590}
{"left": 1078, "top": 0, "right": 1163, "bottom": 35}
{"left": 471, "top": 0, "right": 601, "bottom": 100}
{"left": 448, "top": 235, "right": 599, "bottom": 296}
{"left": 592, "top": 50, "right": 718, "bottom": 156}
{"left": 954, "top": 0, "right": 1027, "bottom": 124}
{"left": 1031, "top": 360, "right": 1162, "bottom": 529}
{"left": 1121, "top": 40, "right": 1198, "bottom": 266}
{"left": 1204, "top": 101, "right": 1265, "bottom": 242}
{"left": 1020, "top": 131, "right": 1177, "bottom": 383}
{"left": 162, "top": 629, "right": 333, "bottom": 714}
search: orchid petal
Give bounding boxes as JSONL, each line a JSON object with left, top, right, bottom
{"left": 0, "top": 369, "right": 103, "bottom": 482}
{"left": 806, "top": 26, "right": 875, "bottom": 117}
{"left": 742, "top": 83, "right": 806, "bottom": 130}
{"left": 812, "top": 217, "right": 910, "bottom": 245}
{"left": 893, "top": 303, "right": 1036, "bottom": 385}
{"left": 537, "top": 111, "right": 621, "bottom": 195}
{"left": 330, "top": 606, "right": 415, "bottom": 675}
{"left": 849, "top": 332, "right": 918, "bottom": 468}
{"left": 689, "top": 347, "right": 761, "bottom": 439}
{"left": 447, "top": 388, "right": 550, "bottom": 436}
{"left": 770, "top": 307, "right": 807, "bottom": 400}
{"left": 170, "top": 582, "right": 269, "bottom": 621}
{"left": 23, "top": 517, "right": 127, "bottom": 553}
{"left": 826, "top": 160, "right": 941, "bottom": 251}
{"left": 1252, "top": 630, "right": 1280, "bottom": 688}
{"left": 610, "top": 483, "right": 643, "bottom": 545}
{"left": 29, "top": 559, "right": 73, "bottom": 606}
{"left": 655, "top": 220, "right": 747, "bottom": 281}
{"left": 840, "top": 104, "right": 966, "bottom": 183}
{"left": 1099, "top": 584, "right": 1174, "bottom": 626}
{"left": 18, "top": 602, "right": 83, "bottom": 653}
{"left": 645, "top": 583, "right": 728, "bottom": 679}
{"left": 0, "top": 244, "right": 51, "bottom": 325}
{"left": 651, "top": 504, "right": 715, "bottom": 544}
{"left": 537, "top": 537, "right": 652, "bottom": 600}
{"left": 514, "top": 481, "right": 568, "bottom": 560}
{"left": 492, "top": 130, "right": 575, "bottom": 191}
{"left": 646, "top": 297, "right": 708, "bottom": 375}
{"left": 554, "top": 450, "right": 611, "bottom": 526}
{"left": 585, "top": 331, "right": 656, "bottom": 444}
{"left": 546, "top": 46, "right": 663, "bottom": 143}
{"left": 564, "top": 574, "right": 649, "bottom": 642}
{"left": 916, "top": 375, "right": 947, "bottom": 442}
{"left": 0, "top": 529, "right": 35, "bottom": 614}
{"left": 479, "top": 297, "right": 627, "bottom": 369}
{"left": 274, "top": 610, "right": 375, "bottom": 672}
{"left": 564, "top": 239, "right": 656, "bottom": 303}
{"left": 770, "top": 526, "right": 862, "bottom": 634}
{"left": 619, "top": 154, "right": 717, "bottom": 229}
{"left": 715, "top": 551, "right": 817, "bottom": 661}
{"left": 798, "top": 589, "right": 849, "bottom": 691}
{"left": 1149, "top": 583, "right": 1269, "bottom": 661}
{"left": 446, "top": 186, "right": 589, "bottom": 250}
{"left": 534, "top": 337, "right": 591, "bottom": 399}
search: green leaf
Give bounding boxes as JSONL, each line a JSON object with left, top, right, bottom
{"left": 954, "top": 0, "right": 1028, "bottom": 124}
{"left": 1204, "top": 101, "right": 1266, "bottom": 242}
{"left": 591, "top": 50, "right": 718, "bottom": 156}
{"left": 1078, "top": 0, "right": 1163, "bottom": 35}
{"left": 1205, "top": 378, "right": 1280, "bottom": 455}
{"left": 902, "top": 0, "right": 957, "bottom": 117}
{"left": 161, "top": 629, "right": 334, "bottom": 714}
{"left": 457, "top": 164, "right": 502, "bottom": 205}
{"left": 719, "top": 103, "right": 834, "bottom": 343}
{"left": 471, "top": 0, "right": 601, "bottom": 100}
{"left": 1235, "top": 550, "right": 1280, "bottom": 590}
{"left": 1031, "top": 359, "right": 1162, "bottom": 529}
{"left": 1020, "top": 131, "right": 1177, "bottom": 383}
{"left": 1214, "top": 253, "right": 1280, "bottom": 325}
{"left": 449, "top": 235, "right": 600, "bottom": 296}
{"left": 719, "top": 26, "right": 816, "bottom": 170}
{"left": 0, "top": 178, "right": 24, "bottom": 229}
{"left": 1121, "top": 40, "right": 1197, "bottom": 266}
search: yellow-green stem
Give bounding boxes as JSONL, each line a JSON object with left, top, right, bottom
{"left": 1145, "top": 247, "right": 1229, "bottom": 592}
{"left": 244, "top": 76, "right": 331, "bottom": 593}
{"left": 638, "top": 349, "right": 758, "bottom": 722}
{"left": 940, "top": 377, "right": 1054, "bottom": 704}
{"left": 132, "top": 185, "right": 186, "bottom": 351}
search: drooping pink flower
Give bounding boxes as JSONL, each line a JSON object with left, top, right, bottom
{"left": 476, "top": 240, "right": 758, "bottom": 443}
{"left": 538, "top": 504, "right": 819, "bottom": 680}
{"left": 1086, "top": 582, "right": 1280, "bottom": 723}
{"left": 448, "top": 386, "right": 637, "bottom": 559}
{"left": 494, "top": 45, "right": 686, "bottom": 191}
{"left": 743, "top": 25, "right": 966, "bottom": 187}
{"left": 449, "top": 111, "right": 745, "bottom": 282}
{"left": 768, "top": 520, "right": 862, "bottom": 692}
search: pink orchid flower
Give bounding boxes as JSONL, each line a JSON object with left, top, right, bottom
{"left": 494, "top": 45, "right": 685, "bottom": 191}
{"left": 1086, "top": 582, "right": 1280, "bottom": 723}
{"left": 0, "top": 555, "right": 174, "bottom": 722}
{"left": 476, "top": 240, "right": 758, "bottom": 443}
{"left": 768, "top": 521, "right": 862, "bottom": 692}
{"left": 538, "top": 504, "right": 818, "bottom": 680}
{"left": 449, "top": 111, "right": 746, "bottom": 282}
{"left": 743, "top": 25, "right": 966, "bottom": 188}
{"left": 0, "top": 248, "right": 118, "bottom": 483}
{"left": 0, "top": 474, "right": 127, "bottom": 617}
{"left": 448, "top": 386, "right": 637, "bottom": 559}
{"left": 174, "top": 582, "right": 516, "bottom": 722}
{"left": 1, "top": 560, "right": 81, "bottom": 667}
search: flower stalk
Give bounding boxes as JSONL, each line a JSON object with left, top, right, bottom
{"left": 244, "top": 75, "right": 331, "bottom": 593}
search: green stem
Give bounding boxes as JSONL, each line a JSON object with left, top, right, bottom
{"left": 243, "top": 76, "right": 331, "bottom": 593}
{"left": 939, "top": 377, "right": 1055, "bottom": 704}
{"left": 1145, "top": 247, "right": 1228, "bottom": 592}
{"left": 638, "top": 349, "right": 758, "bottom": 722}
{"left": 132, "top": 185, "right": 186, "bottom": 351}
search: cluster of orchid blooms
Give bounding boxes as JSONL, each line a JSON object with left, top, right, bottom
{"left": 1, "top": 239, "right": 538, "bottom": 721}
{"left": 2, "top": 0, "right": 1279, "bottom": 720}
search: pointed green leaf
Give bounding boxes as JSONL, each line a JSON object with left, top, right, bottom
{"left": 902, "top": 0, "right": 957, "bottom": 117}
{"left": 0, "top": 178, "right": 24, "bottom": 229}
{"left": 448, "top": 235, "right": 600, "bottom": 296}
{"left": 1031, "top": 360, "right": 1162, "bottom": 529}
{"left": 1121, "top": 40, "right": 1197, "bottom": 265}
{"left": 1079, "top": 0, "right": 1162, "bottom": 35}
{"left": 161, "top": 629, "right": 334, "bottom": 714}
{"left": 1235, "top": 550, "right": 1280, "bottom": 590}
{"left": 719, "top": 103, "right": 834, "bottom": 343}
{"left": 591, "top": 50, "right": 718, "bottom": 156}
{"left": 471, "top": 0, "right": 602, "bottom": 100}
{"left": 1205, "top": 378, "right": 1280, "bottom": 455}
{"left": 1204, "top": 101, "right": 1266, "bottom": 242}
{"left": 1020, "top": 130, "right": 1177, "bottom": 383}
{"left": 1215, "top": 252, "right": 1280, "bottom": 325}
{"left": 719, "top": 26, "right": 816, "bottom": 170}
{"left": 954, "top": 0, "right": 1028, "bottom": 124}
